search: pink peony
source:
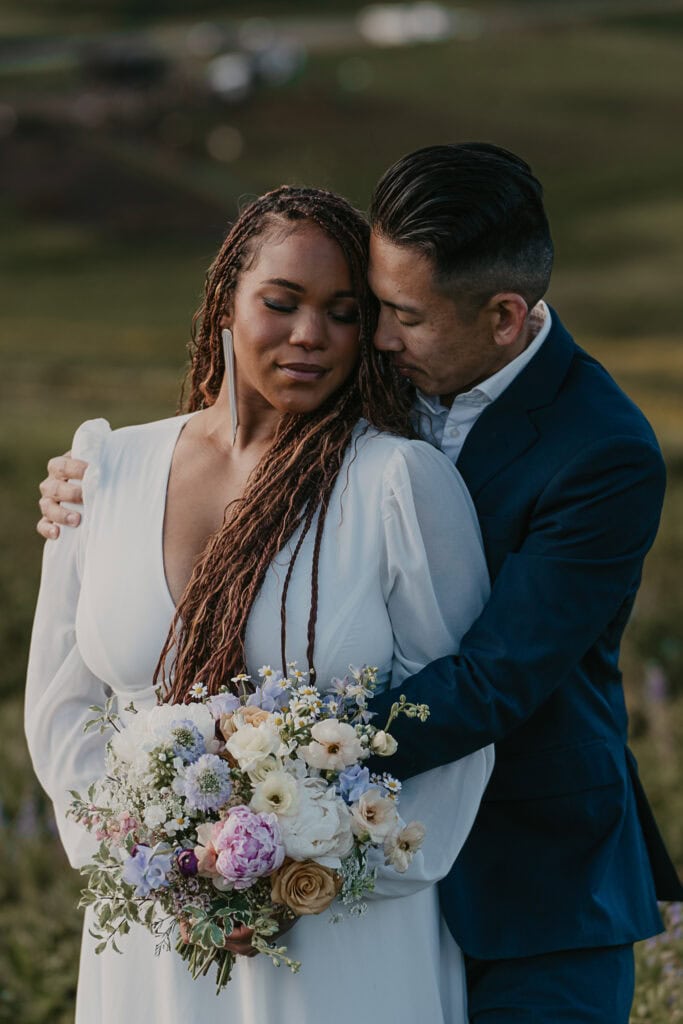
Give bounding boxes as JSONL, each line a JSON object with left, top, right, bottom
{"left": 212, "top": 805, "right": 285, "bottom": 890}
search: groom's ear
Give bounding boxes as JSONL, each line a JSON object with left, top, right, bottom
{"left": 486, "top": 293, "right": 529, "bottom": 349}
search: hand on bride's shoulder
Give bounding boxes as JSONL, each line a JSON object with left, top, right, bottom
{"left": 37, "top": 452, "right": 87, "bottom": 539}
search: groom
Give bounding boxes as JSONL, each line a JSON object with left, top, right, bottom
{"left": 364, "top": 143, "right": 683, "bottom": 1022}
{"left": 38, "top": 143, "right": 681, "bottom": 1021}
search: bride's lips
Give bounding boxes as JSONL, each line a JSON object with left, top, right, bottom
{"left": 278, "top": 362, "right": 329, "bottom": 381}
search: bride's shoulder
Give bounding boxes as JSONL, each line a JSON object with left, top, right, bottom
{"left": 70, "top": 413, "right": 192, "bottom": 496}
{"left": 72, "top": 413, "right": 191, "bottom": 458}
{"left": 350, "top": 420, "right": 462, "bottom": 483}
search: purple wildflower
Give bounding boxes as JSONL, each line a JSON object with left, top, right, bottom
{"left": 176, "top": 849, "right": 199, "bottom": 876}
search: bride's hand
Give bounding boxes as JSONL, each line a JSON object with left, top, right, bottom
{"left": 179, "top": 914, "right": 297, "bottom": 958}
{"left": 37, "top": 453, "right": 87, "bottom": 539}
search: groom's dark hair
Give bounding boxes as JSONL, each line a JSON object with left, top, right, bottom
{"left": 370, "top": 142, "right": 553, "bottom": 317}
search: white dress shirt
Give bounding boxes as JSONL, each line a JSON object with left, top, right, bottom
{"left": 413, "top": 302, "right": 552, "bottom": 463}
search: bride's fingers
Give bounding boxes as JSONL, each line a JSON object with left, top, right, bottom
{"left": 224, "top": 923, "right": 259, "bottom": 957}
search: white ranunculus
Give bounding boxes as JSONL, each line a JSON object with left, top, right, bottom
{"left": 350, "top": 788, "right": 399, "bottom": 843}
{"left": 225, "top": 720, "right": 282, "bottom": 772}
{"left": 300, "top": 719, "right": 364, "bottom": 771}
{"left": 246, "top": 755, "right": 283, "bottom": 784}
{"left": 110, "top": 703, "right": 215, "bottom": 773}
{"left": 250, "top": 771, "right": 299, "bottom": 817}
{"left": 279, "top": 778, "right": 354, "bottom": 868}
{"left": 370, "top": 730, "right": 398, "bottom": 757}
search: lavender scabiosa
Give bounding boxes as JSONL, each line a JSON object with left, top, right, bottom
{"left": 170, "top": 720, "right": 206, "bottom": 763}
{"left": 175, "top": 754, "right": 232, "bottom": 812}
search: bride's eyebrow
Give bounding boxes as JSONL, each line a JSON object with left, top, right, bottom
{"left": 262, "top": 278, "right": 356, "bottom": 299}
{"left": 262, "top": 278, "right": 304, "bottom": 292}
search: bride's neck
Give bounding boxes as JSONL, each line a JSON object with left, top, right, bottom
{"left": 203, "top": 383, "right": 282, "bottom": 453}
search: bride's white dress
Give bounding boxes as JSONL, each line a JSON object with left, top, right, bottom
{"left": 26, "top": 413, "right": 493, "bottom": 1024}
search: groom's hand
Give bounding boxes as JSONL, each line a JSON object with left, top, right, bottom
{"left": 37, "top": 453, "right": 87, "bottom": 539}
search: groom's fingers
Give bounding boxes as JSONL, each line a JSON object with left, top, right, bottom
{"left": 47, "top": 452, "right": 87, "bottom": 483}
{"left": 37, "top": 516, "right": 60, "bottom": 540}
{"left": 38, "top": 493, "right": 81, "bottom": 528}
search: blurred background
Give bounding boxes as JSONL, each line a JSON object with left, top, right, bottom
{"left": 1, "top": 1, "right": 682, "bottom": 1020}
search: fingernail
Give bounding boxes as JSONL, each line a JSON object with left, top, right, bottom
{"left": 67, "top": 513, "right": 80, "bottom": 525}
{"left": 50, "top": 528, "right": 58, "bottom": 539}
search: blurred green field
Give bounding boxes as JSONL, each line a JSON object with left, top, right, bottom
{"left": 1, "top": 6, "right": 682, "bottom": 1020}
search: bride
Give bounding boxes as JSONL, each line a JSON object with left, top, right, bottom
{"left": 26, "top": 185, "right": 493, "bottom": 1023}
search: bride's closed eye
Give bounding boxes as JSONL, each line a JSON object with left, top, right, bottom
{"left": 263, "top": 298, "right": 359, "bottom": 324}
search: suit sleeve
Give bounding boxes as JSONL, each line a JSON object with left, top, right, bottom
{"left": 369, "top": 434, "right": 666, "bottom": 779}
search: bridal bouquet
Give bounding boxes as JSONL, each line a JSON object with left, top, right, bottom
{"left": 69, "top": 664, "right": 429, "bottom": 993}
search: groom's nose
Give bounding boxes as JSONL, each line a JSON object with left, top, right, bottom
{"left": 373, "top": 308, "right": 404, "bottom": 353}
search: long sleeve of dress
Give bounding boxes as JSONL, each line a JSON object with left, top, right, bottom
{"left": 25, "top": 419, "right": 112, "bottom": 869}
{"left": 368, "top": 441, "right": 494, "bottom": 898}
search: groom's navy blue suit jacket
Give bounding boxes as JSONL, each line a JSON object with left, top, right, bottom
{"left": 370, "top": 309, "right": 683, "bottom": 960}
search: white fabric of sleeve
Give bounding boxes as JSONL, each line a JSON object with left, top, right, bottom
{"left": 25, "top": 419, "right": 112, "bottom": 869}
{"left": 369, "top": 441, "right": 494, "bottom": 898}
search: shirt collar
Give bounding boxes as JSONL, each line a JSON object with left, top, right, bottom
{"left": 415, "top": 301, "right": 552, "bottom": 414}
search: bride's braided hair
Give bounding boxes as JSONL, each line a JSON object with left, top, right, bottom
{"left": 156, "top": 186, "right": 413, "bottom": 702}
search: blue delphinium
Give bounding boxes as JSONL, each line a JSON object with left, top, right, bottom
{"left": 337, "top": 764, "right": 373, "bottom": 804}
{"left": 170, "top": 720, "right": 206, "bottom": 763}
{"left": 175, "top": 754, "right": 232, "bottom": 812}
{"left": 206, "top": 692, "right": 240, "bottom": 718}
{"left": 121, "top": 843, "right": 174, "bottom": 897}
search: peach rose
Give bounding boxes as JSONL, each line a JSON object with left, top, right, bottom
{"left": 220, "top": 705, "right": 273, "bottom": 742}
{"left": 271, "top": 858, "right": 342, "bottom": 916}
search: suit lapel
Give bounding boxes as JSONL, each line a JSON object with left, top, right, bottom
{"left": 456, "top": 310, "right": 577, "bottom": 497}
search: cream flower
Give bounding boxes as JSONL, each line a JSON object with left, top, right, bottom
{"left": 370, "top": 730, "right": 398, "bottom": 757}
{"left": 247, "top": 754, "right": 284, "bottom": 784}
{"left": 279, "top": 778, "right": 353, "bottom": 868}
{"left": 250, "top": 771, "right": 299, "bottom": 817}
{"left": 383, "top": 821, "right": 426, "bottom": 873}
{"left": 226, "top": 720, "right": 281, "bottom": 772}
{"left": 350, "top": 788, "right": 399, "bottom": 843}
{"left": 300, "top": 720, "right": 363, "bottom": 771}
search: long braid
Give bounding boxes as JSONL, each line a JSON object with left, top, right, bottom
{"left": 158, "top": 186, "right": 414, "bottom": 702}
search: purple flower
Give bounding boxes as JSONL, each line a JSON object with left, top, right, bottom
{"left": 337, "top": 764, "right": 373, "bottom": 804}
{"left": 121, "top": 843, "right": 174, "bottom": 897}
{"left": 206, "top": 693, "right": 241, "bottom": 718}
{"left": 170, "top": 719, "right": 206, "bottom": 763}
{"left": 213, "top": 805, "right": 285, "bottom": 890}
{"left": 176, "top": 849, "right": 199, "bottom": 877}
{"left": 175, "top": 754, "right": 232, "bottom": 812}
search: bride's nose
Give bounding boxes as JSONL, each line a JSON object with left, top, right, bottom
{"left": 288, "top": 310, "right": 327, "bottom": 350}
